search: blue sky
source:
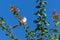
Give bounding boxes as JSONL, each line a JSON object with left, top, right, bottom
{"left": 0, "top": 0, "right": 60, "bottom": 40}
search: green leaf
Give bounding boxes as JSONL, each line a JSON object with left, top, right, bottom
{"left": 13, "top": 38, "right": 18, "bottom": 40}
{"left": 42, "top": 8, "right": 46, "bottom": 12}
{"left": 35, "top": 24, "right": 43, "bottom": 31}
{"left": 11, "top": 35, "right": 15, "bottom": 39}
{"left": 37, "top": 38, "right": 42, "bottom": 40}
{"left": 55, "top": 38, "right": 59, "bottom": 40}
{"left": 0, "top": 17, "right": 6, "bottom": 24}
{"left": 34, "top": 20, "right": 39, "bottom": 23}
{"left": 38, "top": 13, "right": 42, "bottom": 17}
{"left": 31, "top": 33, "right": 35, "bottom": 38}
{"left": 50, "top": 29, "right": 58, "bottom": 33}
{"left": 45, "top": 35, "right": 51, "bottom": 39}
{"left": 26, "top": 32, "right": 30, "bottom": 38}
{"left": 24, "top": 25, "right": 28, "bottom": 32}
{"left": 55, "top": 21, "right": 59, "bottom": 26}
{"left": 5, "top": 24, "right": 9, "bottom": 30}
{"left": 2, "top": 26, "right": 6, "bottom": 30}
{"left": 35, "top": 11, "right": 39, "bottom": 15}
{"left": 34, "top": 11, "right": 43, "bottom": 17}
{"left": 38, "top": 38, "right": 43, "bottom": 40}
{"left": 36, "top": 6, "right": 40, "bottom": 8}
{"left": 53, "top": 29, "right": 58, "bottom": 33}
{"left": 42, "top": 14, "right": 46, "bottom": 17}
{"left": 44, "top": 21, "right": 50, "bottom": 26}
{"left": 51, "top": 34, "right": 57, "bottom": 40}
{"left": 43, "top": 1, "right": 48, "bottom": 4}
{"left": 42, "top": 28, "right": 48, "bottom": 33}
{"left": 13, "top": 11, "right": 19, "bottom": 15}
{"left": 5, "top": 34, "right": 9, "bottom": 36}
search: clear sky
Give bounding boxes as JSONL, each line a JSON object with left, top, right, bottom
{"left": 0, "top": 0, "right": 60, "bottom": 40}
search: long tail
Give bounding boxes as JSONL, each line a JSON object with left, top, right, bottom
{"left": 12, "top": 24, "right": 20, "bottom": 28}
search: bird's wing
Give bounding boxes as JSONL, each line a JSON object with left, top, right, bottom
{"left": 17, "top": 14, "right": 22, "bottom": 20}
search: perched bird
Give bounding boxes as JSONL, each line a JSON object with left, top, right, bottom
{"left": 52, "top": 10, "right": 60, "bottom": 21}
{"left": 10, "top": 6, "right": 27, "bottom": 28}
{"left": 10, "top": 6, "right": 27, "bottom": 24}
{"left": 52, "top": 10, "right": 60, "bottom": 26}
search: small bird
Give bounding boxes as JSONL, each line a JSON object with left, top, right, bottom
{"left": 10, "top": 6, "right": 27, "bottom": 28}
{"left": 52, "top": 10, "right": 60, "bottom": 21}
{"left": 52, "top": 10, "right": 60, "bottom": 26}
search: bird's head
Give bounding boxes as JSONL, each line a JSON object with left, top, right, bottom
{"left": 10, "top": 5, "right": 19, "bottom": 12}
{"left": 53, "top": 10, "right": 57, "bottom": 16}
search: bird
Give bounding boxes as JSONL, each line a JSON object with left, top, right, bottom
{"left": 52, "top": 10, "right": 60, "bottom": 21}
{"left": 10, "top": 6, "right": 27, "bottom": 28}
